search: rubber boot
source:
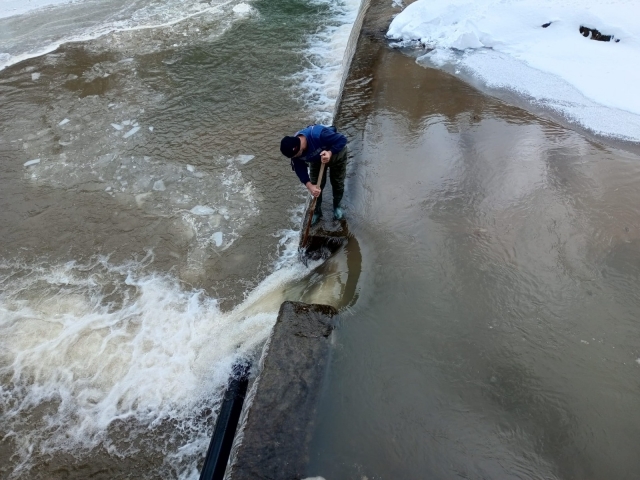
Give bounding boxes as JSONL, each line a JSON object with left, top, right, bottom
{"left": 333, "top": 206, "right": 344, "bottom": 220}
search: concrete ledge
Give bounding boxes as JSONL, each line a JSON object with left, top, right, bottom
{"left": 227, "top": 301, "right": 338, "bottom": 480}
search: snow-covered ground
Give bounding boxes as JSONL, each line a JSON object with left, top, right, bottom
{"left": 388, "top": 0, "right": 640, "bottom": 142}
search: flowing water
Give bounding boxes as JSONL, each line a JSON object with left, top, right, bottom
{"left": 0, "top": 0, "right": 362, "bottom": 477}
{"left": 308, "top": 3, "right": 640, "bottom": 479}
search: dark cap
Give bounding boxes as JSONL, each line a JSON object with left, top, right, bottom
{"left": 280, "top": 136, "right": 301, "bottom": 158}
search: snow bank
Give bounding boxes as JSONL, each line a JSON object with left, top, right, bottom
{"left": 388, "top": 0, "right": 640, "bottom": 142}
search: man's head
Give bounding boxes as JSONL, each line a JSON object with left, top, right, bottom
{"left": 280, "top": 136, "right": 301, "bottom": 158}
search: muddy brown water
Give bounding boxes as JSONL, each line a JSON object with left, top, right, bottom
{"left": 0, "top": 0, "right": 362, "bottom": 477}
{"left": 307, "top": 2, "right": 640, "bottom": 479}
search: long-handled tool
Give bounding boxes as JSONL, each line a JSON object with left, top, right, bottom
{"left": 300, "top": 162, "right": 326, "bottom": 251}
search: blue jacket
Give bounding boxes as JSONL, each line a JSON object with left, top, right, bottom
{"left": 291, "top": 125, "right": 347, "bottom": 184}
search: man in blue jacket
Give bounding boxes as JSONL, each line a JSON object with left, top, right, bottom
{"left": 280, "top": 125, "right": 348, "bottom": 225}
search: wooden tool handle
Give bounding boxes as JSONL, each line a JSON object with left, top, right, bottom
{"left": 316, "top": 162, "right": 326, "bottom": 188}
{"left": 300, "top": 162, "right": 328, "bottom": 250}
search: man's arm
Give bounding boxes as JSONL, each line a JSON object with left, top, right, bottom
{"left": 291, "top": 158, "right": 310, "bottom": 184}
{"left": 291, "top": 158, "right": 321, "bottom": 197}
{"left": 320, "top": 127, "right": 347, "bottom": 154}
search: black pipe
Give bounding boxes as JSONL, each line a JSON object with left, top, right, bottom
{"left": 199, "top": 363, "right": 250, "bottom": 480}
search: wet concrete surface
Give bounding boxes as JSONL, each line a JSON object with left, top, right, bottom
{"left": 227, "top": 301, "right": 337, "bottom": 480}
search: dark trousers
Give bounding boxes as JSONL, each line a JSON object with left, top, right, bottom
{"left": 309, "top": 146, "right": 348, "bottom": 212}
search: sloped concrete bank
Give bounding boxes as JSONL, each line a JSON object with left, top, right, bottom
{"left": 225, "top": 302, "right": 338, "bottom": 480}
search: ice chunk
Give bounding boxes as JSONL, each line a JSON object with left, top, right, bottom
{"left": 123, "top": 126, "right": 140, "bottom": 138}
{"left": 190, "top": 205, "right": 215, "bottom": 215}
{"left": 237, "top": 154, "right": 255, "bottom": 164}
{"left": 212, "top": 232, "right": 223, "bottom": 247}
{"left": 111, "top": 123, "right": 123, "bottom": 131}
{"left": 123, "top": 120, "right": 131, "bottom": 126}
{"left": 24, "top": 159, "right": 41, "bottom": 167}
{"left": 233, "top": 3, "right": 253, "bottom": 14}
{"left": 152, "top": 180, "right": 166, "bottom": 191}
{"left": 186, "top": 164, "right": 195, "bottom": 172}
{"left": 31, "top": 72, "right": 40, "bottom": 81}
{"left": 148, "top": 126, "right": 154, "bottom": 132}
{"left": 58, "top": 118, "right": 70, "bottom": 126}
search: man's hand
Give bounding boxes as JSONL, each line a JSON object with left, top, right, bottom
{"left": 320, "top": 150, "right": 332, "bottom": 164}
{"left": 306, "top": 182, "right": 321, "bottom": 197}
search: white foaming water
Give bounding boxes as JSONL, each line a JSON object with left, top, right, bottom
{"left": 0, "top": 242, "right": 322, "bottom": 477}
{"left": 0, "top": 0, "right": 241, "bottom": 71}
{"left": 294, "top": 0, "right": 363, "bottom": 124}
{"left": 388, "top": 0, "right": 640, "bottom": 142}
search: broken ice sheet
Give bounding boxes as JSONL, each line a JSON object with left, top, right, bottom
{"left": 24, "top": 159, "right": 41, "bottom": 167}
{"left": 111, "top": 123, "right": 123, "bottom": 131}
{"left": 123, "top": 126, "right": 140, "bottom": 138}
{"left": 211, "top": 231, "right": 223, "bottom": 247}
{"left": 190, "top": 205, "right": 215, "bottom": 215}
{"left": 237, "top": 154, "right": 254, "bottom": 164}
{"left": 58, "top": 118, "right": 70, "bottom": 126}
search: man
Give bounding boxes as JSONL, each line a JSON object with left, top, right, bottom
{"left": 280, "top": 124, "right": 348, "bottom": 225}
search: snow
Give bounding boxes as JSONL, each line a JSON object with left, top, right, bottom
{"left": 24, "top": 158, "right": 41, "bottom": 167}
{"left": 58, "top": 118, "right": 69, "bottom": 126}
{"left": 123, "top": 126, "right": 140, "bottom": 139}
{"left": 388, "top": 0, "right": 640, "bottom": 142}
{"left": 190, "top": 205, "right": 215, "bottom": 216}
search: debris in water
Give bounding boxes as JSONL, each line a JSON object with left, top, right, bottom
{"left": 153, "top": 180, "right": 166, "bottom": 191}
{"left": 212, "top": 231, "right": 223, "bottom": 247}
{"left": 24, "top": 159, "right": 41, "bottom": 167}
{"left": 58, "top": 118, "right": 70, "bottom": 126}
{"left": 190, "top": 205, "right": 215, "bottom": 215}
{"left": 111, "top": 123, "right": 123, "bottom": 131}
{"left": 31, "top": 72, "right": 40, "bottom": 81}
{"left": 123, "top": 126, "right": 140, "bottom": 138}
